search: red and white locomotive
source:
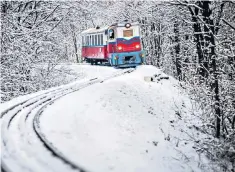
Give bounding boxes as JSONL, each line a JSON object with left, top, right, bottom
{"left": 81, "top": 21, "right": 144, "bottom": 67}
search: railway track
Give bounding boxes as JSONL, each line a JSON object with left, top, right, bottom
{"left": 1, "top": 68, "right": 134, "bottom": 172}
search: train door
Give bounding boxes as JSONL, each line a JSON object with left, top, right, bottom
{"left": 107, "top": 28, "right": 116, "bottom": 54}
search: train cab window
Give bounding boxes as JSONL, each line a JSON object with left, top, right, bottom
{"left": 123, "top": 29, "right": 133, "bottom": 37}
{"left": 109, "top": 29, "right": 115, "bottom": 39}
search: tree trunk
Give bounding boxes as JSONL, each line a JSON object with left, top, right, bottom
{"left": 188, "top": 6, "right": 205, "bottom": 78}
{"left": 189, "top": 1, "right": 221, "bottom": 137}
{"left": 174, "top": 22, "right": 181, "bottom": 80}
{"left": 210, "top": 29, "right": 221, "bottom": 138}
{"left": 203, "top": 1, "right": 221, "bottom": 138}
{"left": 71, "top": 24, "right": 79, "bottom": 63}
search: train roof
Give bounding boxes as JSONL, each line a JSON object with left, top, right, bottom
{"left": 81, "top": 26, "right": 109, "bottom": 34}
{"left": 81, "top": 22, "right": 140, "bottom": 35}
{"left": 111, "top": 21, "right": 139, "bottom": 27}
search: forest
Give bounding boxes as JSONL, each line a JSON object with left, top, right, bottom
{"left": 1, "top": 1, "right": 235, "bottom": 171}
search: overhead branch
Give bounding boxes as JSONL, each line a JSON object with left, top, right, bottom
{"left": 215, "top": 2, "right": 225, "bottom": 34}
{"left": 167, "top": 0, "right": 203, "bottom": 10}
{"left": 35, "top": 5, "right": 60, "bottom": 28}
{"left": 222, "top": 19, "right": 235, "bottom": 31}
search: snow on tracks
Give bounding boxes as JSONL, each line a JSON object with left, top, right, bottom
{"left": 1, "top": 67, "right": 134, "bottom": 172}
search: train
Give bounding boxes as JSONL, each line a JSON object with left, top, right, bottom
{"left": 81, "top": 21, "right": 144, "bottom": 67}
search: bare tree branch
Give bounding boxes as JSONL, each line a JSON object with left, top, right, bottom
{"left": 222, "top": 18, "right": 235, "bottom": 31}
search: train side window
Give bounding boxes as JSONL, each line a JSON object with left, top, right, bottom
{"left": 92, "top": 35, "right": 95, "bottom": 45}
{"left": 89, "top": 35, "right": 92, "bottom": 46}
{"left": 97, "top": 34, "right": 100, "bottom": 45}
{"left": 99, "top": 35, "right": 100, "bottom": 45}
{"left": 101, "top": 34, "right": 103, "bottom": 45}
{"left": 109, "top": 29, "right": 114, "bottom": 39}
{"left": 86, "top": 36, "right": 89, "bottom": 45}
{"left": 95, "top": 35, "right": 97, "bottom": 45}
{"left": 94, "top": 35, "right": 96, "bottom": 45}
{"left": 99, "top": 34, "right": 101, "bottom": 45}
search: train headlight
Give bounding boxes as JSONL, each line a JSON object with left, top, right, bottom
{"left": 117, "top": 46, "right": 122, "bottom": 50}
{"left": 125, "top": 23, "right": 131, "bottom": 28}
{"left": 135, "top": 44, "right": 140, "bottom": 49}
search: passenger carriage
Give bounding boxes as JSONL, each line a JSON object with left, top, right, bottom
{"left": 81, "top": 21, "right": 144, "bottom": 67}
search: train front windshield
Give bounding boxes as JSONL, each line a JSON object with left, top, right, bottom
{"left": 123, "top": 29, "right": 133, "bottom": 37}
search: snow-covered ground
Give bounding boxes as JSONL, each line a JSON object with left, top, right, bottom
{"left": 40, "top": 65, "right": 211, "bottom": 172}
{"left": 1, "top": 64, "right": 213, "bottom": 172}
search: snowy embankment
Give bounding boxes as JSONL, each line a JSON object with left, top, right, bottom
{"left": 0, "top": 65, "right": 118, "bottom": 113}
{"left": 38, "top": 65, "right": 212, "bottom": 172}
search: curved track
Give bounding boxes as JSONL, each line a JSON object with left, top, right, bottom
{"left": 1, "top": 68, "right": 134, "bottom": 172}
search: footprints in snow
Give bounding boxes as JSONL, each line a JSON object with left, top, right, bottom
{"left": 145, "top": 140, "right": 159, "bottom": 154}
{"left": 148, "top": 106, "right": 156, "bottom": 116}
